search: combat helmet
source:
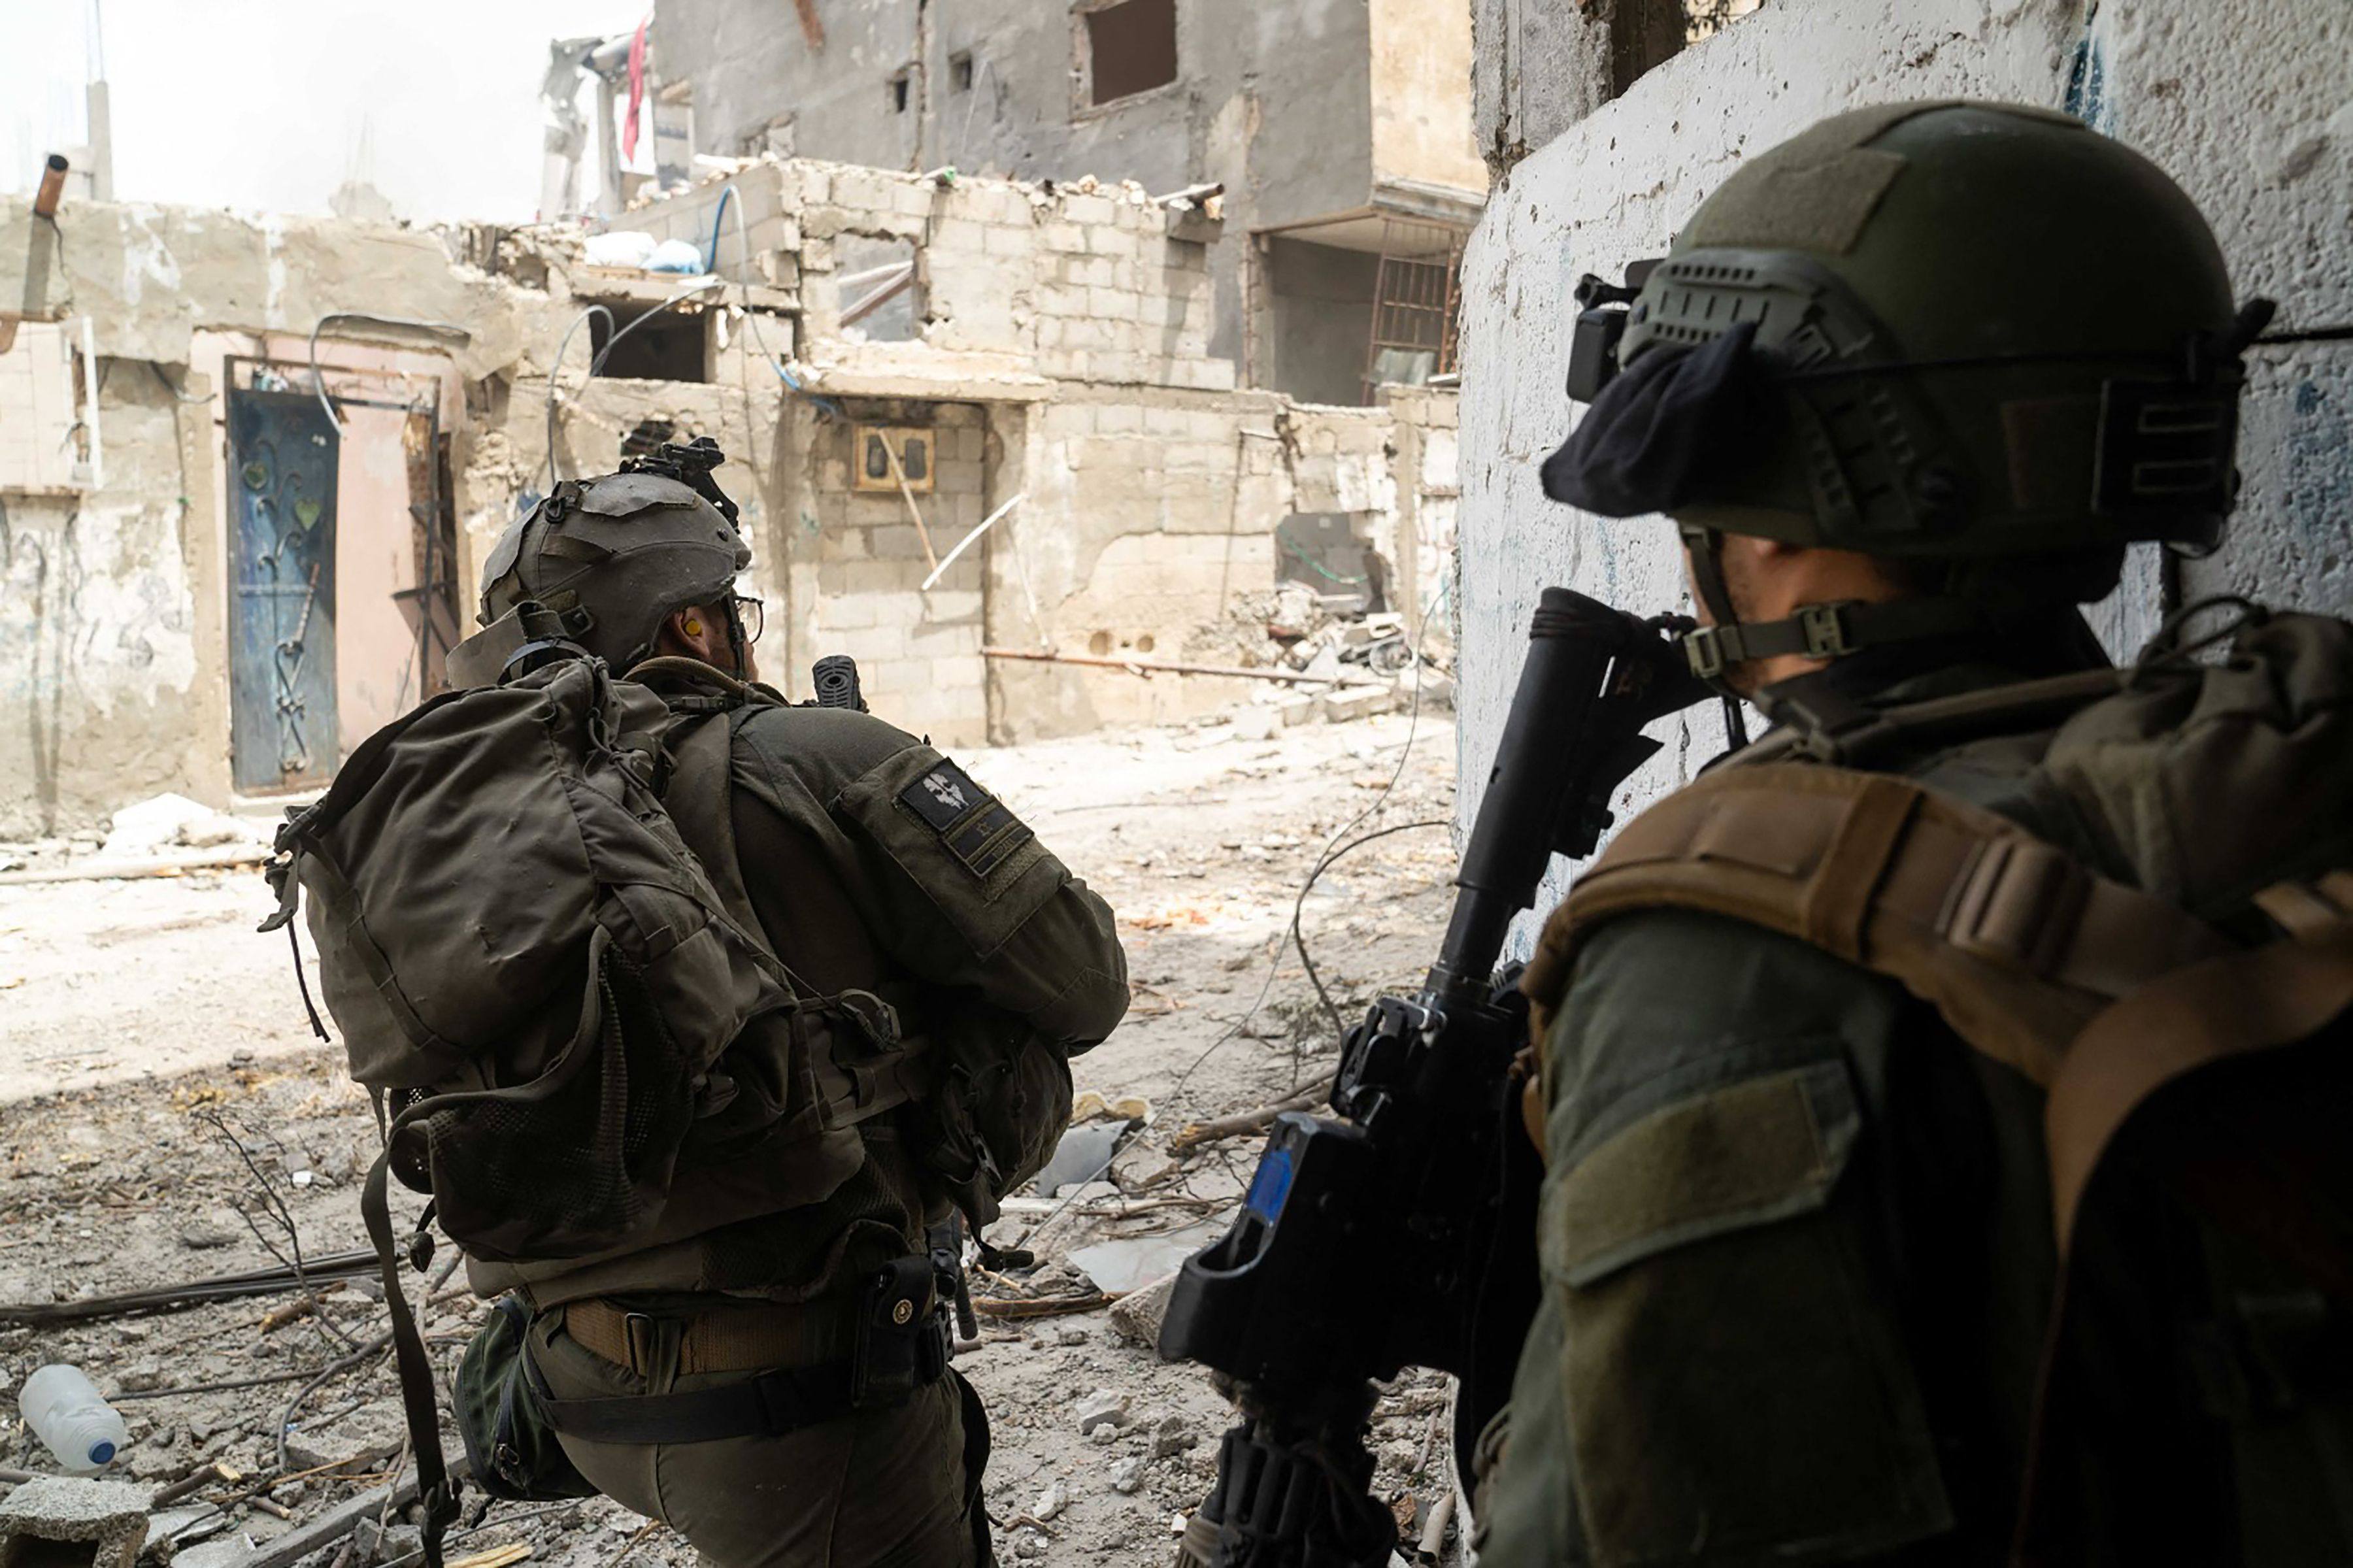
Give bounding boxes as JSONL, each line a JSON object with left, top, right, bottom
{"left": 1544, "top": 101, "right": 2269, "bottom": 680}
{"left": 449, "top": 438, "right": 752, "bottom": 686}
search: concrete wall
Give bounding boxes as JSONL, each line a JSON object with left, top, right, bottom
{"left": 1265, "top": 238, "right": 1380, "bottom": 406}
{"left": 650, "top": 0, "right": 1475, "bottom": 373}
{"left": 1371, "top": 0, "right": 1492, "bottom": 193}
{"left": 1455, "top": 0, "right": 2353, "bottom": 947}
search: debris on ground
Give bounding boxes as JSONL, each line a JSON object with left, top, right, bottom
{"left": 0, "top": 711, "right": 1461, "bottom": 1565}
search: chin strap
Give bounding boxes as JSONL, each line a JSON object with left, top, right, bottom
{"left": 1675, "top": 522, "right": 1982, "bottom": 684}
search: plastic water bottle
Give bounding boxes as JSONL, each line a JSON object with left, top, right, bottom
{"left": 18, "top": 1364, "right": 128, "bottom": 1472}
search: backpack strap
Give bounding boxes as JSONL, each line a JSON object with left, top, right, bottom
{"left": 662, "top": 701, "right": 937, "bottom": 1128}
{"left": 662, "top": 709, "right": 766, "bottom": 940}
{"left": 1738, "top": 666, "right": 2128, "bottom": 768}
{"left": 1522, "top": 761, "right": 2235, "bottom": 1088}
{"left": 2046, "top": 873, "right": 2353, "bottom": 1272}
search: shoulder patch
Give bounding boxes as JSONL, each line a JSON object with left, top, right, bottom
{"left": 897, "top": 759, "right": 1035, "bottom": 879}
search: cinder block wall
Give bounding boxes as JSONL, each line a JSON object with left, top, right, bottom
{"left": 797, "top": 401, "right": 991, "bottom": 745}
{"left": 1455, "top": 0, "right": 2353, "bottom": 954}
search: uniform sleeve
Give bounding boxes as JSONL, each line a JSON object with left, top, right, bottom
{"left": 731, "top": 707, "right": 1129, "bottom": 1049}
{"left": 1504, "top": 907, "right": 1958, "bottom": 1565}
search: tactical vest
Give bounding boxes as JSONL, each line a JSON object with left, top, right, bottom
{"left": 1521, "top": 607, "right": 2353, "bottom": 1563}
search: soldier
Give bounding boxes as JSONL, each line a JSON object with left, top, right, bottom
{"left": 459, "top": 457, "right": 1129, "bottom": 1567}
{"left": 1475, "top": 103, "right": 2353, "bottom": 1563}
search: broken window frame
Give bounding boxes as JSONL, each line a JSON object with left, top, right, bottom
{"left": 1070, "top": 0, "right": 1182, "bottom": 120}
{"left": 1361, "top": 220, "right": 1466, "bottom": 403}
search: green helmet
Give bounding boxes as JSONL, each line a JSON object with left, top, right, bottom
{"left": 1546, "top": 100, "right": 2263, "bottom": 680}
{"left": 449, "top": 453, "right": 750, "bottom": 686}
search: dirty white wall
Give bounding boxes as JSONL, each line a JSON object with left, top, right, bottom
{"left": 1456, "top": 0, "right": 2353, "bottom": 941}
{"left": 1370, "top": 0, "right": 1492, "bottom": 195}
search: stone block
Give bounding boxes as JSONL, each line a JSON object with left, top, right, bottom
{"left": 1323, "top": 685, "right": 1402, "bottom": 724}
{"left": 1109, "top": 1270, "right": 1180, "bottom": 1348}
{"left": 1060, "top": 193, "right": 1115, "bottom": 225}
{"left": 864, "top": 657, "right": 932, "bottom": 697}
{"left": 909, "top": 620, "right": 981, "bottom": 658}
{"left": 0, "top": 1478, "right": 150, "bottom": 1568}
{"left": 926, "top": 589, "right": 984, "bottom": 622}
{"left": 870, "top": 524, "right": 931, "bottom": 561}
{"left": 1041, "top": 222, "right": 1086, "bottom": 253}
{"left": 982, "top": 225, "right": 1033, "bottom": 258}
{"left": 817, "top": 592, "right": 880, "bottom": 631}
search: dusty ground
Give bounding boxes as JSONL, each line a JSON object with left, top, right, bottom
{"left": 0, "top": 701, "right": 1463, "bottom": 1567}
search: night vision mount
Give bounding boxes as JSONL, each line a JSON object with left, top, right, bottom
{"left": 1565, "top": 258, "right": 1664, "bottom": 403}
{"left": 621, "top": 434, "right": 743, "bottom": 525}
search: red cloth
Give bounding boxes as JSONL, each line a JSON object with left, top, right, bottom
{"left": 621, "top": 16, "right": 650, "bottom": 162}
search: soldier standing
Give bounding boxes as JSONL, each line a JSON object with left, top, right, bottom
{"left": 452, "top": 457, "right": 1129, "bottom": 1567}
{"left": 1476, "top": 102, "right": 2353, "bottom": 1564}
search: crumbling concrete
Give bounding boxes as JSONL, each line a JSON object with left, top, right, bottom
{"left": 1455, "top": 0, "right": 2353, "bottom": 948}
{"left": 0, "top": 1478, "right": 149, "bottom": 1568}
{"left": 650, "top": 0, "right": 1486, "bottom": 387}
{"left": 0, "top": 153, "right": 1460, "bottom": 830}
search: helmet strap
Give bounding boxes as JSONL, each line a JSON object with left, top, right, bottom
{"left": 721, "top": 597, "right": 750, "bottom": 680}
{"left": 1673, "top": 522, "right": 1982, "bottom": 685}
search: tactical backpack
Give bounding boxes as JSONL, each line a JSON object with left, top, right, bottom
{"left": 261, "top": 649, "right": 927, "bottom": 1564}
{"left": 1523, "top": 605, "right": 2353, "bottom": 1565}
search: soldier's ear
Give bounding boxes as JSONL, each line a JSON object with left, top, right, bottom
{"left": 656, "top": 604, "right": 723, "bottom": 661}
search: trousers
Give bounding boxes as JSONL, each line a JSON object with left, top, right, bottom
{"left": 527, "top": 1308, "right": 987, "bottom": 1568}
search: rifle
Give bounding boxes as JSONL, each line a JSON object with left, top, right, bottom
{"left": 1159, "top": 586, "right": 1714, "bottom": 1566}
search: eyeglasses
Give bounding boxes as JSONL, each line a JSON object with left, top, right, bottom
{"left": 727, "top": 593, "right": 765, "bottom": 646}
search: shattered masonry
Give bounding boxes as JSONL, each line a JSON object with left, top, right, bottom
{"left": 0, "top": 159, "right": 1460, "bottom": 837}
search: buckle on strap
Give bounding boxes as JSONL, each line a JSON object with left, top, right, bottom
{"left": 1942, "top": 837, "right": 2090, "bottom": 978}
{"left": 1798, "top": 602, "right": 1858, "bottom": 659}
{"left": 1684, "top": 626, "right": 1727, "bottom": 680}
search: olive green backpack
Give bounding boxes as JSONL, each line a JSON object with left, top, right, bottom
{"left": 261, "top": 649, "right": 927, "bottom": 1563}
{"left": 1525, "top": 605, "right": 2353, "bottom": 1565}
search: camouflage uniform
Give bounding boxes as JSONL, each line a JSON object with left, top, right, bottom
{"left": 501, "top": 695, "right": 1127, "bottom": 1568}
{"left": 1477, "top": 648, "right": 2086, "bottom": 1563}
{"left": 451, "top": 459, "right": 1128, "bottom": 1567}
{"left": 1475, "top": 99, "right": 2310, "bottom": 1562}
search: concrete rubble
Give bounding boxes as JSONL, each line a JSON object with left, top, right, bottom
{"left": 0, "top": 707, "right": 1463, "bottom": 1567}
{"left": 0, "top": 1478, "right": 150, "bottom": 1568}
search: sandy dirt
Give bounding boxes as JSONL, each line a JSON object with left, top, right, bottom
{"left": 0, "top": 703, "right": 1465, "bottom": 1566}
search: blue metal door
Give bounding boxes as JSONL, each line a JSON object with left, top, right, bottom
{"left": 227, "top": 390, "right": 340, "bottom": 791}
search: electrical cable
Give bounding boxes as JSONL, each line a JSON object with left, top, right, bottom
{"left": 1168, "top": 575, "right": 1454, "bottom": 1101}
{"left": 544, "top": 279, "right": 727, "bottom": 489}
{"left": 1278, "top": 533, "right": 1369, "bottom": 586}
{"left": 720, "top": 184, "right": 849, "bottom": 421}
{"left": 544, "top": 303, "right": 613, "bottom": 490}
{"left": 307, "top": 313, "right": 469, "bottom": 429}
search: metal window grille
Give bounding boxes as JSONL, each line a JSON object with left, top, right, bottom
{"left": 1362, "top": 220, "right": 1464, "bottom": 402}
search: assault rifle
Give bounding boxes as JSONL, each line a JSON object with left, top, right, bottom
{"left": 1160, "top": 586, "right": 1714, "bottom": 1566}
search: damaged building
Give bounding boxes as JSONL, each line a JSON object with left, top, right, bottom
{"left": 643, "top": 0, "right": 1488, "bottom": 405}
{"left": 0, "top": 152, "right": 1462, "bottom": 837}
